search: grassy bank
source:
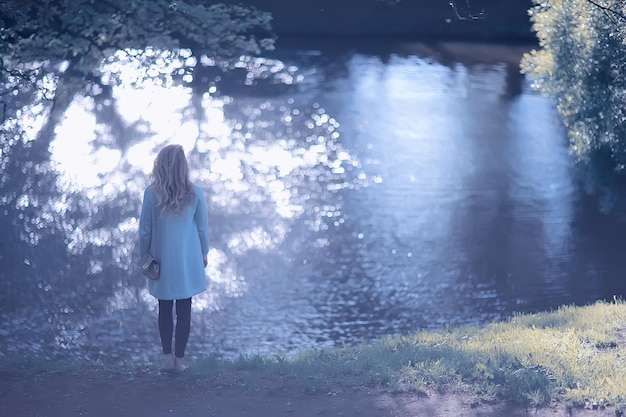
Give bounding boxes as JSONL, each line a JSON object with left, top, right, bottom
{"left": 3, "top": 299, "right": 626, "bottom": 411}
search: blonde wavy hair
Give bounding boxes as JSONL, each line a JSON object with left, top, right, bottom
{"left": 151, "top": 145, "right": 194, "bottom": 213}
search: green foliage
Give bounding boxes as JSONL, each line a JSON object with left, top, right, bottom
{"left": 0, "top": 0, "right": 274, "bottom": 58}
{"left": 521, "top": 0, "right": 626, "bottom": 207}
{"left": 0, "top": 0, "right": 274, "bottom": 81}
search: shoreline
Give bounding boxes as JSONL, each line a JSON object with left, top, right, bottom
{"left": 2, "top": 301, "right": 626, "bottom": 417}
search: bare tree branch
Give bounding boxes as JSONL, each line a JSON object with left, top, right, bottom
{"left": 449, "top": 0, "right": 486, "bottom": 21}
{"left": 585, "top": 0, "right": 626, "bottom": 22}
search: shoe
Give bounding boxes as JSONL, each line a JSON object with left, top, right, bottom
{"left": 160, "top": 354, "right": 175, "bottom": 372}
{"left": 174, "top": 356, "right": 187, "bottom": 373}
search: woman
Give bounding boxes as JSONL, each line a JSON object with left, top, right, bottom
{"left": 139, "top": 144, "right": 209, "bottom": 373}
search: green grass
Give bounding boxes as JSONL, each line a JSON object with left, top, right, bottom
{"left": 3, "top": 299, "right": 626, "bottom": 410}
{"left": 195, "top": 298, "right": 626, "bottom": 409}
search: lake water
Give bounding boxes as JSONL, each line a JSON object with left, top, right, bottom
{"left": 2, "top": 39, "right": 626, "bottom": 364}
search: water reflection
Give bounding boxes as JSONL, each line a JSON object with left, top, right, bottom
{"left": 2, "top": 40, "right": 625, "bottom": 364}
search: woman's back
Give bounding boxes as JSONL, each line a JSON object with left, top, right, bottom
{"left": 138, "top": 145, "right": 209, "bottom": 300}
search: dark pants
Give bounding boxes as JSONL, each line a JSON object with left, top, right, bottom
{"left": 158, "top": 298, "right": 192, "bottom": 358}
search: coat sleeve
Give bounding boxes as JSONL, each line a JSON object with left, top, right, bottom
{"left": 194, "top": 186, "right": 209, "bottom": 255}
{"left": 138, "top": 187, "right": 154, "bottom": 256}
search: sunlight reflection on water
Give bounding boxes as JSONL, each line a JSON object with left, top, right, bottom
{"left": 20, "top": 46, "right": 360, "bottom": 362}
{"left": 4, "top": 41, "right": 624, "bottom": 364}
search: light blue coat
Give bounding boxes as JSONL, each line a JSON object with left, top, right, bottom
{"left": 139, "top": 185, "right": 209, "bottom": 300}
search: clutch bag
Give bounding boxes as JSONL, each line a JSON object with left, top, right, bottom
{"left": 139, "top": 253, "right": 160, "bottom": 280}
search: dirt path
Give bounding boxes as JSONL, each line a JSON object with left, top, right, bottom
{"left": 0, "top": 369, "right": 616, "bottom": 417}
